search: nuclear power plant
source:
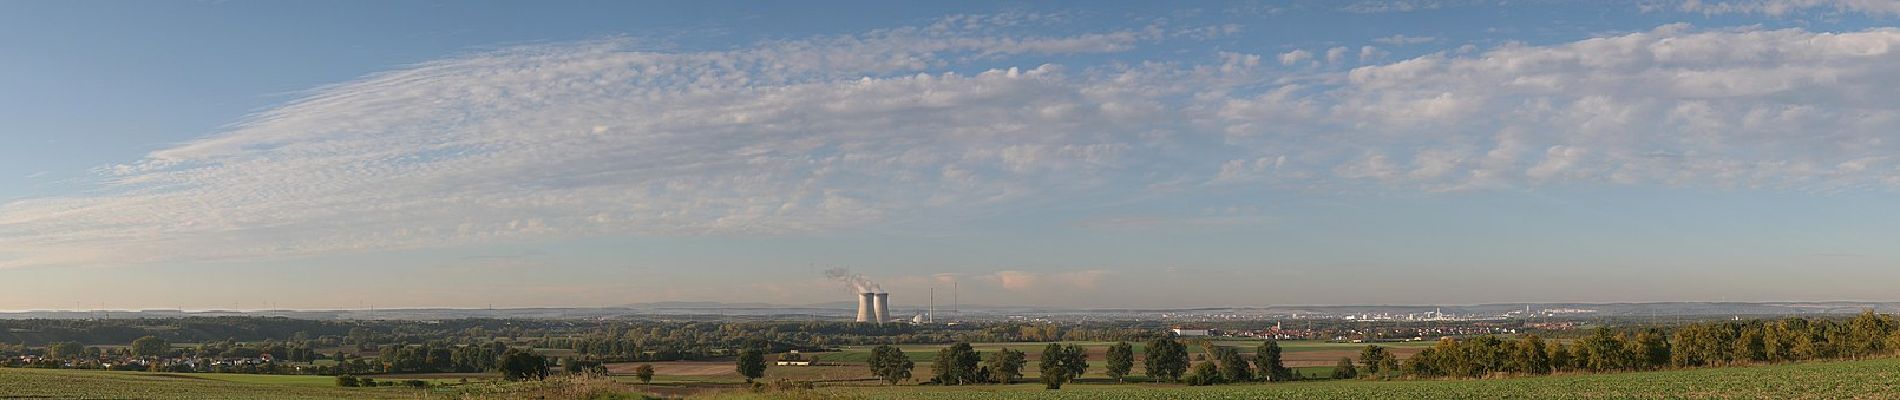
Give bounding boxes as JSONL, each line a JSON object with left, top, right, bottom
{"left": 873, "top": 292, "right": 890, "bottom": 324}
{"left": 855, "top": 291, "right": 891, "bottom": 324}
{"left": 829, "top": 267, "right": 897, "bottom": 325}
{"left": 856, "top": 292, "right": 876, "bottom": 323}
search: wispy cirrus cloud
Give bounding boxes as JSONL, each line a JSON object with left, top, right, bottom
{"left": 1372, "top": 34, "right": 1441, "bottom": 45}
{"left": 1663, "top": 0, "right": 1900, "bottom": 16}
{"left": 3, "top": 17, "right": 1899, "bottom": 269}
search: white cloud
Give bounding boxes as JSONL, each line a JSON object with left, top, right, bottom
{"left": 3, "top": 21, "right": 1899, "bottom": 269}
{"left": 1373, "top": 34, "right": 1441, "bottom": 45}
{"left": 1670, "top": 0, "right": 1900, "bottom": 16}
{"left": 1278, "top": 49, "right": 1314, "bottom": 66}
{"left": 1342, "top": 0, "right": 1446, "bottom": 13}
{"left": 1211, "top": 25, "right": 1900, "bottom": 192}
{"left": 1325, "top": 46, "right": 1351, "bottom": 64}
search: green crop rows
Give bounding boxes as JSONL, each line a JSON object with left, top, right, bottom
{"left": 832, "top": 357, "right": 1900, "bottom": 400}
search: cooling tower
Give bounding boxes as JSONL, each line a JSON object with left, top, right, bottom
{"left": 873, "top": 293, "right": 890, "bottom": 325}
{"left": 857, "top": 292, "right": 875, "bottom": 323}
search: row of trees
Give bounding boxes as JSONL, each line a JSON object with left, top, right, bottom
{"left": 1177, "top": 339, "right": 1297, "bottom": 386}
{"left": 861, "top": 337, "right": 1299, "bottom": 388}
{"left": 1404, "top": 313, "right": 1900, "bottom": 379}
{"left": 862, "top": 342, "right": 1099, "bottom": 389}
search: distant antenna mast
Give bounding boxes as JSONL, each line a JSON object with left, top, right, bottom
{"left": 928, "top": 287, "right": 935, "bottom": 324}
{"left": 953, "top": 281, "right": 959, "bottom": 318}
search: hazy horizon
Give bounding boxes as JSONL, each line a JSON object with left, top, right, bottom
{"left": 5, "top": 0, "right": 1900, "bottom": 310}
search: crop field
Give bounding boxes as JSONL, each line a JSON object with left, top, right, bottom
{"left": 808, "top": 357, "right": 1900, "bottom": 400}
{"left": 10, "top": 357, "right": 1900, "bottom": 399}
{"left": 0, "top": 368, "right": 415, "bottom": 399}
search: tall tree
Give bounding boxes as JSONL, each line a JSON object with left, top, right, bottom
{"left": 498, "top": 348, "right": 549, "bottom": 381}
{"left": 1581, "top": 328, "right": 1628, "bottom": 372}
{"left": 47, "top": 342, "right": 85, "bottom": 360}
{"left": 1256, "top": 339, "right": 1293, "bottom": 381}
{"left": 1215, "top": 346, "right": 1253, "bottom": 382}
{"left": 130, "top": 336, "right": 170, "bottom": 357}
{"left": 735, "top": 348, "right": 767, "bottom": 383}
{"left": 1104, "top": 342, "right": 1134, "bottom": 383}
{"left": 869, "top": 345, "right": 915, "bottom": 385}
{"left": 1185, "top": 361, "right": 1225, "bottom": 386}
{"left": 1631, "top": 328, "right": 1672, "bottom": 369}
{"left": 1358, "top": 345, "right": 1388, "bottom": 378}
{"left": 1547, "top": 342, "right": 1572, "bottom": 373}
{"left": 1330, "top": 356, "right": 1359, "bottom": 379}
{"left": 983, "top": 348, "right": 1025, "bottom": 384}
{"left": 1516, "top": 335, "right": 1552, "bottom": 375}
{"left": 932, "top": 342, "right": 982, "bottom": 385}
{"left": 1038, "top": 343, "right": 1088, "bottom": 389}
{"left": 1144, "top": 337, "right": 1189, "bottom": 382}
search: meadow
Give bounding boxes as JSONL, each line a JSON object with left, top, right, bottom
{"left": 7, "top": 357, "right": 1900, "bottom": 399}
{"left": 741, "top": 357, "right": 1900, "bottom": 400}
{"left": 0, "top": 368, "right": 416, "bottom": 399}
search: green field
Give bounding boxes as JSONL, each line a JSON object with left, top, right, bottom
{"left": 813, "top": 358, "right": 1900, "bottom": 400}
{"left": 11, "top": 358, "right": 1900, "bottom": 399}
{"left": 0, "top": 368, "right": 415, "bottom": 399}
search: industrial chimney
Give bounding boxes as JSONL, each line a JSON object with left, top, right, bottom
{"left": 856, "top": 292, "right": 875, "bottom": 323}
{"left": 873, "top": 293, "right": 890, "bottom": 325}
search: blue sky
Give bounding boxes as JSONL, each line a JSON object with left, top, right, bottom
{"left": 3, "top": 0, "right": 1900, "bottom": 310}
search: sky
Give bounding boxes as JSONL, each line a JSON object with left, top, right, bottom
{"left": 3, "top": 0, "right": 1900, "bottom": 311}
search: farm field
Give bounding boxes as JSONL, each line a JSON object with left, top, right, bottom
{"left": 0, "top": 368, "right": 417, "bottom": 399}
{"left": 9, "top": 357, "right": 1900, "bottom": 399}
{"left": 810, "top": 357, "right": 1900, "bottom": 400}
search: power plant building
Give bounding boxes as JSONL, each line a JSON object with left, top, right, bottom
{"left": 856, "top": 293, "right": 875, "bottom": 323}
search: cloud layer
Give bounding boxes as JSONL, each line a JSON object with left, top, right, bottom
{"left": 3, "top": 17, "right": 1898, "bottom": 268}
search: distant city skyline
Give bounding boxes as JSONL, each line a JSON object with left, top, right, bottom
{"left": 4, "top": 0, "right": 1900, "bottom": 310}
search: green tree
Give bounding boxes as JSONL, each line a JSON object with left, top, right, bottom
{"left": 1581, "top": 328, "right": 1629, "bottom": 372}
{"left": 334, "top": 374, "right": 359, "bottom": 387}
{"left": 1144, "top": 337, "right": 1189, "bottom": 382}
{"left": 1403, "top": 348, "right": 1437, "bottom": 377}
{"left": 130, "top": 336, "right": 169, "bottom": 357}
{"left": 1359, "top": 345, "right": 1388, "bottom": 378}
{"left": 1330, "top": 357, "right": 1359, "bottom": 379}
{"left": 1104, "top": 341, "right": 1134, "bottom": 382}
{"left": 1548, "top": 342, "right": 1571, "bottom": 372}
{"left": 735, "top": 348, "right": 766, "bottom": 383}
{"left": 984, "top": 348, "right": 1025, "bottom": 384}
{"left": 932, "top": 342, "right": 982, "bottom": 385}
{"left": 47, "top": 341, "right": 84, "bottom": 360}
{"left": 1516, "top": 335, "right": 1552, "bottom": 375}
{"left": 1846, "top": 310, "right": 1893, "bottom": 359}
{"left": 869, "top": 345, "right": 915, "bottom": 385}
{"left": 1256, "top": 339, "right": 1293, "bottom": 381}
{"left": 1038, "top": 343, "right": 1087, "bottom": 389}
{"left": 1215, "top": 346, "right": 1253, "bottom": 382}
{"left": 1185, "top": 361, "right": 1225, "bottom": 386}
{"left": 1632, "top": 328, "right": 1672, "bottom": 369}
{"left": 499, "top": 349, "right": 549, "bottom": 381}
{"left": 634, "top": 364, "right": 655, "bottom": 383}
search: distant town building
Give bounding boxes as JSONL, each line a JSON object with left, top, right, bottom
{"left": 1171, "top": 327, "right": 1216, "bottom": 336}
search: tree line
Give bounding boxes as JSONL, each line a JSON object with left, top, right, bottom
{"left": 1403, "top": 312, "right": 1900, "bottom": 379}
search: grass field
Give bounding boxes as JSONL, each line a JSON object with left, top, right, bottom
{"left": 801, "top": 357, "right": 1900, "bottom": 399}
{"left": 0, "top": 368, "right": 417, "bottom": 399}
{"left": 13, "top": 356, "right": 1900, "bottom": 399}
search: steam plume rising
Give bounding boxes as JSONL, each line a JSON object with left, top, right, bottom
{"left": 824, "top": 267, "right": 882, "bottom": 293}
